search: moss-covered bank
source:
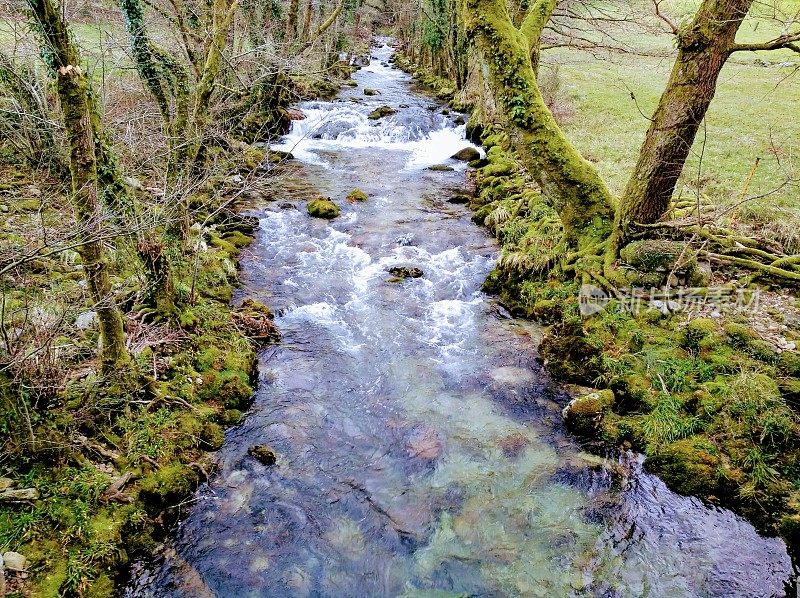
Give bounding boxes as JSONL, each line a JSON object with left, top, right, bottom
{"left": 467, "top": 125, "right": 800, "bottom": 555}
{"left": 0, "top": 154, "right": 280, "bottom": 596}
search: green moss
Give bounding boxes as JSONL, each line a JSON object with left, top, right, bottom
{"left": 138, "top": 464, "right": 200, "bottom": 512}
{"left": 346, "top": 188, "right": 368, "bottom": 202}
{"left": 200, "top": 421, "right": 224, "bottom": 450}
{"left": 222, "top": 230, "right": 252, "bottom": 248}
{"left": 562, "top": 390, "right": 615, "bottom": 435}
{"left": 307, "top": 197, "right": 340, "bottom": 219}
{"left": 645, "top": 437, "right": 728, "bottom": 498}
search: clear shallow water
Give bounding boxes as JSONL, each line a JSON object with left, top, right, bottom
{"left": 127, "top": 41, "right": 795, "bottom": 597}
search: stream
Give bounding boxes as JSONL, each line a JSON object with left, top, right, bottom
{"left": 127, "top": 41, "right": 795, "bottom": 597}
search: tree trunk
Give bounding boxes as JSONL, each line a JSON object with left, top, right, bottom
{"left": 302, "top": 0, "right": 313, "bottom": 39}
{"left": 286, "top": 0, "right": 300, "bottom": 41}
{"left": 618, "top": 0, "right": 753, "bottom": 231}
{"left": 464, "top": 0, "right": 614, "bottom": 252}
{"left": 28, "top": 0, "right": 130, "bottom": 373}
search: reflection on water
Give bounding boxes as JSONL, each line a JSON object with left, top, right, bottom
{"left": 127, "top": 40, "right": 795, "bottom": 597}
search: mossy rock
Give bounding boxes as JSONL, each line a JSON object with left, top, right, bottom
{"left": 248, "top": 444, "right": 277, "bottom": 466}
{"left": 307, "top": 198, "right": 340, "bottom": 219}
{"left": 138, "top": 464, "right": 200, "bottom": 512}
{"left": 529, "top": 299, "right": 562, "bottom": 323}
{"left": 363, "top": 88, "right": 379, "bottom": 96}
{"left": 346, "top": 188, "right": 368, "bottom": 202}
{"left": 562, "top": 390, "right": 615, "bottom": 435}
{"left": 427, "top": 164, "right": 454, "bottom": 172}
{"left": 367, "top": 106, "right": 396, "bottom": 120}
{"left": 682, "top": 318, "right": 719, "bottom": 352}
{"left": 539, "top": 323, "right": 603, "bottom": 385}
{"left": 199, "top": 421, "right": 225, "bottom": 450}
{"left": 645, "top": 438, "right": 728, "bottom": 499}
{"left": 219, "top": 409, "right": 243, "bottom": 425}
{"left": 222, "top": 230, "right": 252, "bottom": 248}
{"left": 619, "top": 239, "right": 697, "bottom": 272}
{"left": 451, "top": 147, "right": 481, "bottom": 162}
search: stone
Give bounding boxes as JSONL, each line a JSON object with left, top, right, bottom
{"left": 451, "top": 147, "right": 481, "bottom": 162}
{"left": 346, "top": 188, "right": 368, "bottom": 202}
{"left": 562, "top": 390, "right": 615, "bottom": 435}
{"left": 453, "top": 116, "right": 466, "bottom": 125}
{"left": 287, "top": 108, "right": 305, "bottom": 120}
{"left": 0, "top": 487, "right": 39, "bottom": 502}
{"left": 367, "top": 106, "right": 396, "bottom": 120}
{"left": 448, "top": 194, "right": 471, "bottom": 204}
{"left": 0, "top": 205, "right": 8, "bottom": 213}
{"left": 2, "top": 552, "right": 28, "bottom": 572}
{"left": 0, "top": 478, "right": 13, "bottom": 491}
{"left": 125, "top": 177, "right": 143, "bottom": 190}
{"left": 76, "top": 311, "right": 98, "bottom": 331}
{"left": 388, "top": 266, "right": 423, "bottom": 279}
{"left": 426, "top": 164, "right": 454, "bottom": 172}
{"left": 363, "top": 88, "right": 379, "bottom": 96}
{"left": 307, "top": 198, "right": 340, "bottom": 219}
{"left": 248, "top": 445, "right": 277, "bottom": 466}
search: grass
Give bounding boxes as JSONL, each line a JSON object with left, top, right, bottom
{"left": 543, "top": 0, "right": 800, "bottom": 221}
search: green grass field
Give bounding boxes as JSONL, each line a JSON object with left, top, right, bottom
{"left": 543, "top": 0, "right": 799, "bottom": 231}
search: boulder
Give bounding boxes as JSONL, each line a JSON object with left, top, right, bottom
{"left": 363, "top": 88, "right": 379, "bottom": 96}
{"left": 0, "top": 478, "right": 14, "bottom": 491}
{"left": 426, "top": 164, "right": 454, "bottom": 172}
{"left": 2, "top": 552, "right": 28, "bottom": 572}
{"left": 346, "top": 188, "right": 369, "bottom": 202}
{"left": 367, "top": 106, "right": 396, "bottom": 120}
{"left": 448, "top": 194, "right": 471, "bottom": 204}
{"left": 451, "top": 147, "right": 481, "bottom": 162}
{"left": 562, "top": 389, "right": 615, "bottom": 435}
{"left": 388, "top": 266, "right": 424, "bottom": 279}
{"left": 307, "top": 198, "right": 340, "bottom": 219}
{"left": 287, "top": 108, "right": 305, "bottom": 120}
{"left": 248, "top": 445, "right": 277, "bottom": 466}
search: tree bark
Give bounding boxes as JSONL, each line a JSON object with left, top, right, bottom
{"left": 28, "top": 0, "right": 130, "bottom": 373}
{"left": 464, "top": 0, "right": 614, "bottom": 251}
{"left": 618, "top": 0, "right": 753, "bottom": 231}
{"left": 286, "top": 0, "right": 300, "bottom": 41}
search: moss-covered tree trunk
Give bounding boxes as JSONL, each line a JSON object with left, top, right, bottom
{"left": 286, "top": 0, "right": 300, "bottom": 41}
{"left": 464, "top": 0, "right": 614, "bottom": 252}
{"left": 28, "top": 0, "right": 130, "bottom": 373}
{"left": 618, "top": 0, "right": 754, "bottom": 231}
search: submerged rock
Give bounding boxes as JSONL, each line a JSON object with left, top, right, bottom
{"left": 451, "top": 147, "right": 481, "bottom": 162}
{"left": 448, "top": 194, "right": 471, "bottom": 204}
{"left": 562, "top": 389, "right": 615, "bottom": 435}
{"left": 363, "top": 87, "right": 379, "bottom": 96}
{"left": 346, "top": 188, "right": 369, "bottom": 202}
{"left": 388, "top": 265, "right": 424, "bottom": 279}
{"left": 427, "top": 164, "right": 454, "bottom": 172}
{"left": 367, "top": 106, "right": 396, "bottom": 120}
{"left": 307, "top": 197, "right": 340, "bottom": 219}
{"left": 248, "top": 445, "right": 277, "bottom": 466}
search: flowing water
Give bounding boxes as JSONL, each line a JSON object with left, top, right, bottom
{"left": 127, "top": 42, "right": 796, "bottom": 597}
